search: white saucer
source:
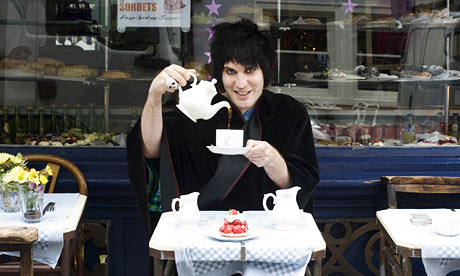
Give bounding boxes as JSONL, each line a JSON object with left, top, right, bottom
{"left": 207, "top": 146, "right": 249, "bottom": 155}
{"left": 207, "top": 228, "right": 258, "bottom": 242}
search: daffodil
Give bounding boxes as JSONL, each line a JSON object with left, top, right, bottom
{"left": 39, "top": 174, "right": 49, "bottom": 185}
{"left": 46, "top": 165, "right": 53, "bottom": 176}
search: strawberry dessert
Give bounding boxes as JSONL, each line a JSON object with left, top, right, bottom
{"left": 219, "top": 209, "right": 249, "bottom": 237}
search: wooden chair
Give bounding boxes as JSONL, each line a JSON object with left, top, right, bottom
{"left": 378, "top": 176, "right": 460, "bottom": 276}
{"left": 0, "top": 226, "right": 38, "bottom": 276}
{"left": 23, "top": 154, "right": 88, "bottom": 196}
{"left": 0, "top": 154, "right": 87, "bottom": 276}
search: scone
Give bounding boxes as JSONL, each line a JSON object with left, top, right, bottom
{"left": 58, "top": 65, "right": 98, "bottom": 78}
{"left": 101, "top": 70, "right": 131, "bottom": 79}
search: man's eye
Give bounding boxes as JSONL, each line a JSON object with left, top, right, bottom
{"left": 226, "top": 69, "right": 235, "bottom": 74}
{"left": 246, "top": 67, "right": 256, "bottom": 73}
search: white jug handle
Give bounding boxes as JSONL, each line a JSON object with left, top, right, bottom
{"left": 171, "top": 198, "right": 181, "bottom": 214}
{"left": 263, "top": 193, "right": 276, "bottom": 216}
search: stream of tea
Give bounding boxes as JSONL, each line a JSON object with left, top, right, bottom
{"left": 227, "top": 106, "right": 232, "bottom": 129}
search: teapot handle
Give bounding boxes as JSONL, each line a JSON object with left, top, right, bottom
{"left": 263, "top": 193, "right": 277, "bottom": 216}
{"left": 189, "top": 72, "right": 197, "bottom": 87}
{"left": 177, "top": 72, "right": 198, "bottom": 98}
{"left": 171, "top": 198, "right": 181, "bottom": 214}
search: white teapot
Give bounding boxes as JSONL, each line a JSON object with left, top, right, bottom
{"left": 176, "top": 72, "right": 230, "bottom": 122}
{"left": 262, "top": 186, "right": 302, "bottom": 230}
{"left": 171, "top": 192, "right": 200, "bottom": 228}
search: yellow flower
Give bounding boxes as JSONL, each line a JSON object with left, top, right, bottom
{"left": 39, "top": 174, "right": 49, "bottom": 184}
{"left": 45, "top": 165, "right": 53, "bottom": 176}
{"left": 2, "top": 166, "right": 27, "bottom": 184}
{"left": 0, "top": 153, "right": 13, "bottom": 165}
{"left": 9, "top": 153, "right": 23, "bottom": 165}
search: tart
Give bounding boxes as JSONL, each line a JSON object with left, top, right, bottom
{"left": 218, "top": 209, "right": 249, "bottom": 237}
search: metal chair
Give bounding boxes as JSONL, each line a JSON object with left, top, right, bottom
{"left": 378, "top": 176, "right": 460, "bottom": 276}
{"left": 0, "top": 226, "right": 38, "bottom": 276}
{"left": 0, "top": 154, "right": 87, "bottom": 276}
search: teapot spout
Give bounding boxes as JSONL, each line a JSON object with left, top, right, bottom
{"left": 203, "top": 101, "right": 230, "bottom": 120}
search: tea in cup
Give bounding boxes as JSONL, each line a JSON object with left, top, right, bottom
{"left": 216, "top": 129, "right": 243, "bottom": 148}
{"left": 171, "top": 192, "right": 200, "bottom": 228}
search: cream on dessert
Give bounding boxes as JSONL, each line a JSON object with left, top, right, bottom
{"left": 219, "top": 209, "right": 249, "bottom": 236}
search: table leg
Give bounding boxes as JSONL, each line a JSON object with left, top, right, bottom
{"left": 20, "top": 244, "right": 33, "bottom": 276}
{"left": 311, "top": 260, "right": 321, "bottom": 276}
{"left": 154, "top": 258, "right": 165, "bottom": 276}
{"left": 401, "top": 256, "right": 412, "bottom": 276}
{"left": 379, "top": 231, "right": 388, "bottom": 276}
{"left": 61, "top": 239, "right": 71, "bottom": 276}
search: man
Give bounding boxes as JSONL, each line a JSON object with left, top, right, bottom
{"left": 128, "top": 19, "right": 320, "bottom": 236}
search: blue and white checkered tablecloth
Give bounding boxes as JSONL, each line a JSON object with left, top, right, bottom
{"left": 174, "top": 211, "right": 314, "bottom": 276}
{"left": 0, "top": 193, "right": 79, "bottom": 268}
{"left": 419, "top": 210, "right": 460, "bottom": 276}
{"left": 386, "top": 208, "right": 460, "bottom": 276}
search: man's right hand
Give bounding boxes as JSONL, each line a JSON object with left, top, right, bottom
{"left": 148, "top": 64, "right": 196, "bottom": 99}
{"left": 141, "top": 65, "right": 196, "bottom": 158}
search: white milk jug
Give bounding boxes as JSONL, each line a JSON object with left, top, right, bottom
{"left": 171, "top": 192, "right": 200, "bottom": 228}
{"left": 263, "top": 186, "right": 302, "bottom": 230}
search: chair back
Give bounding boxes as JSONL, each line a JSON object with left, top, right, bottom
{"left": 381, "top": 176, "right": 460, "bottom": 208}
{"left": 0, "top": 226, "right": 38, "bottom": 276}
{"left": 23, "top": 154, "right": 87, "bottom": 196}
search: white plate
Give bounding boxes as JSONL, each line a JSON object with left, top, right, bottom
{"left": 207, "top": 228, "right": 258, "bottom": 242}
{"left": 207, "top": 146, "right": 249, "bottom": 155}
{"left": 433, "top": 226, "right": 460, "bottom": 237}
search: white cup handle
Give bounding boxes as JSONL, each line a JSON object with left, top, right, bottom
{"left": 263, "top": 193, "right": 276, "bottom": 217}
{"left": 171, "top": 198, "right": 180, "bottom": 214}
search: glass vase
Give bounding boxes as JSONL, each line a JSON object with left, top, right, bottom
{"left": 18, "top": 185, "right": 44, "bottom": 223}
{"left": 1, "top": 187, "right": 20, "bottom": 213}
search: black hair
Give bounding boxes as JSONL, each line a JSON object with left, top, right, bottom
{"left": 210, "top": 19, "right": 276, "bottom": 91}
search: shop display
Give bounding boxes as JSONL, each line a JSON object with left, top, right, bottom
{"left": 2, "top": 1, "right": 460, "bottom": 148}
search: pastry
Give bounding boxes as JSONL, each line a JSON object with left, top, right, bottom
{"left": 101, "top": 70, "right": 131, "bottom": 79}
{"left": 37, "top": 57, "right": 65, "bottom": 67}
{"left": 57, "top": 65, "right": 98, "bottom": 78}
{"left": 304, "top": 18, "right": 321, "bottom": 24}
{"left": 218, "top": 209, "right": 249, "bottom": 237}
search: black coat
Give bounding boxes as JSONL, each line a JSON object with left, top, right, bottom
{"left": 127, "top": 90, "right": 320, "bottom": 236}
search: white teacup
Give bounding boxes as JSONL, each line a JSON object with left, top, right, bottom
{"left": 216, "top": 129, "right": 243, "bottom": 148}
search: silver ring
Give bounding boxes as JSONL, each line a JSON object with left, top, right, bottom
{"left": 165, "top": 77, "right": 179, "bottom": 90}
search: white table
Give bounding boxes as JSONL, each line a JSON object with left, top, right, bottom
{"left": 377, "top": 208, "right": 460, "bottom": 276}
{"left": 149, "top": 211, "right": 326, "bottom": 276}
{"left": 0, "top": 193, "right": 87, "bottom": 276}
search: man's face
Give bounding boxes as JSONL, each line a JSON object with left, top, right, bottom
{"left": 221, "top": 61, "right": 264, "bottom": 114}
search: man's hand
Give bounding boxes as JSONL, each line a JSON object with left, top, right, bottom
{"left": 244, "top": 139, "right": 279, "bottom": 168}
{"left": 244, "top": 139, "right": 291, "bottom": 188}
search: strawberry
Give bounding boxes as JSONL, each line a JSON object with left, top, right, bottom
{"left": 232, "top": 225, "right": 243, "bottom": 234}
{"left": 242, "top": 225, "right": 248, "bottom": 232}
{"left": 243, "top": 221, "right": 247, "bottom": 226}
{"left": 219, "top": 225, "right": 225, "bottom": 233}
{"left": 224, "top": 224, "right": 232, "bottom": 234}
{"left": 228, "top": 209, "right": 238, "bottom": 215}
{"left": 232, "top": 219, "right": 242, "bottom": 226}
